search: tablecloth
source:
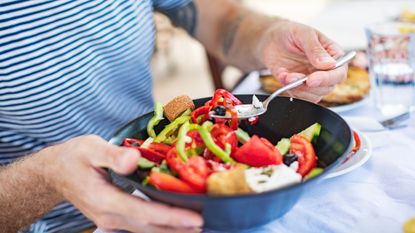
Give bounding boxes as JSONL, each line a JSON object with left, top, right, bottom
{"left": 239, "top": 110, "right": 415, "bottom": 233}
{"left": 228, "top": 73, "right": 415, "bottom": 233}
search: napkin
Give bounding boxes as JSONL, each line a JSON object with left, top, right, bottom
{"left": 343, "top": 116, "right": 385, "bottom": 131}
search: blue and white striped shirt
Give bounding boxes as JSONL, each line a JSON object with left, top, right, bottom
{"left": 0, "top": 0, "right": 190, "bottom": 232}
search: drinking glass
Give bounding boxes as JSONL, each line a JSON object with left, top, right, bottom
{"left": 366, "top": 22, "right": 415, "bottom": 116}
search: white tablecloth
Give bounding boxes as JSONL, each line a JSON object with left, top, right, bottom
{"left": 247, "top": 109, "right": 415, "bottom": 233}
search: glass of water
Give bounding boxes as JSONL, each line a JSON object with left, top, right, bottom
{"left": 366, "top": 22, "right": 415, "bottom": 116}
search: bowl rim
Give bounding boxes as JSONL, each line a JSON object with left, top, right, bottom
{"left": 110, "top": 95, "right": 353, "bottom": 200}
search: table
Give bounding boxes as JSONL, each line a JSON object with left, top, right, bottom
{"left": 230, "top": 74, "right": 415, "bottom": 233}
{"left": 245, "top": 112, "right": 415, "bottom": 233}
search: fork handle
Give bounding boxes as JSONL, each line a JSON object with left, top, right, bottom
{"left": 262, "top": 76, "right": 308, "bottom": 108}
{"left": 262, "top": 51, "right": 357, "bottom": 108}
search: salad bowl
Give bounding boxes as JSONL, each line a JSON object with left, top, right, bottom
{"left": 109, "top": 95, "right": 353, "bottom": 231}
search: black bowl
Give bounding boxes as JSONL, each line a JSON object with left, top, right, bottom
{"left": 110, "top": 95, "right": 353, "bottom": 231}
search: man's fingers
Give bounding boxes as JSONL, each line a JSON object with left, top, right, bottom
{"left": 301, "top": 31, "right": 336, "bottom": 70}
{"left": 93, "top": 185, "right": 203, "bottom": 232}
{"left": 84, "top": 136, "right": 140, "bottom": 175}
{"left": 106, "top": 188, "right": 203, "bottom": 228}
{"left": 96, "top": 146, "right": 139, "bottom": 175}
{"left": 293, "top": 85, "right": 335, "bottom": 96}
{"left": 277, "top": 72, "right": 304, "bottom": 85}
{"left": 318, "top": 33, "right": 344, "bottom": 58}
{"left": 142, "top": 225, "right": 201, "bottom": 233}
{"left": 287, "top": 90, "right": 322, "bottom": 103}
{"left": 126, "top": 198, "right": 203, "bottom": 228}
{"left": 97, "top": 213, "right": 200, "bottom": 233}
{"left": 306, "top": 66, "right": 347, "bottom": 88}
{"left": 272, "top": 67, "right": 288, "bottom": 79}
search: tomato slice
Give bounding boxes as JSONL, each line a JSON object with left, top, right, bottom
{"left": 290, "top": 134, "right": 317, "bottom": 177}
{"left": 166, "top": 147, "right": 185, "bottom": 172}
{"left": 191, "top": 106, "right": 210, "bottom": 123}
{"left": 260, "top": 137, "right": 275, "bottom": 150}
{"left": 206, "top": 160, "right": 235, "bottom": 174}
{"left": 148, "top": 171, "right": 199, "bottom": 194}
{"left": 186, "top": 130, "right": 205, "bottom": 154}
{"left": 227, "top": 108, "right": 239, "bottom": 130}
{"left": 179, "top": 156, "right": 209, "bottom": 193}
{"left": 210, "top": 124, "right": 238, "bottom": 153}
{"left": 203, "top": 148, "right": 222, "bottom": 162}
{"left": 122, "top": 138, "right": 171, "bottom": 156}
{"left": 203, "top": 124, "right": 238, "bottom": 162}
{"left": 212, "top": 89, "right": 243, "bottom": 106}
{"left": 209, "top": 89, "right": 243, "bottom": 129}
{"left": 136, "top": 147, "right": 166, "bottom": 163}
{"left": 342, "top": 131, "right": 361, "bottom": 164}
{"left": 122, "top": 138, "right": 167, "bottom": 163}
{"left": 166, "top": 148, "right": 209, "bottom": 193}
{"left": 148, "top": 142, "right": 172, "bottom": 155}
{"left": 352, "top": 131, "right": 361, "bottom": 153}
{"left": 233, "top": 135, "right": 282, "bottom": 167}
{"left": 122, "top": 138, "right": 144, "bottom": 147}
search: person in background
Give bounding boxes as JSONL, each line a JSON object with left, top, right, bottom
{"left": 0, "top": 0, "right": 346, "bottom": 232}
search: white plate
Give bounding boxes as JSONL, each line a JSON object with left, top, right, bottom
{"left": 324, "top": 129, "right": 372, "bottom": 179}
{"left": 328, "top": 96, "right": 370, "bottom": 113}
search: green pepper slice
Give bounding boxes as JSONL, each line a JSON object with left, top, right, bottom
{"left": 191, "top": 122, "right": 236, "bottom": 164}
{"left": 147, "top": 102, "right": 164, "bottom": 138}
{"left": 154, "top": 116, "right": 190, "bottom": 143}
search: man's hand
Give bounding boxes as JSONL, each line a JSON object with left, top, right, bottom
{"left": 45, "top": 135, "right": 203, "bottom": 233}
{"left": 0, "top": 135, "right": 202, "bottom": 233}
{"left": 193, "top": 0, "right": 347, "bottom": 103}
{"left": 259, "top": 20, "right": 346, "bottom": 103}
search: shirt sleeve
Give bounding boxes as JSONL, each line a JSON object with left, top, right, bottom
{"left": 152, "top": 0, "right": 192, "bottom": 11}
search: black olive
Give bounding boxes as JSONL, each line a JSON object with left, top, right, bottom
{"left": 283, "top": 153, "right": 298, "bottom": 166}
{"left": 213, "top": 105, "right": 226, "bottom": 116}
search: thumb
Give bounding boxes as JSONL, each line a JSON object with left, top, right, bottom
{"left": 302, "top": 32, "right": 336, "bottom": 70}
{"left": 90, "top": 143, "right": 140, "bottom": 175}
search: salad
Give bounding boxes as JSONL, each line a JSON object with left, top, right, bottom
{"left": 122, "top": 89, "right": 324, "bottom": 195}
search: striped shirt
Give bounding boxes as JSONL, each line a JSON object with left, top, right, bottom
{"left": 0, "top": 0, "right": 191, "bottom": 232}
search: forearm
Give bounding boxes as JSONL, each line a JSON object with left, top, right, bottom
{"left": 0, "top": 150, "right": 63, "bottom": 232}
{"left": 194, "top": 0, "right": 280, "bottom": 71}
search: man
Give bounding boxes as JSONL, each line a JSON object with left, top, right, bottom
{"left": 0, "top": 0, "right": 346, "bottom": 232}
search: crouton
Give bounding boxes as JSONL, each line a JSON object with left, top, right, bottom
{"left": 163, "top": 95, "right": 195, "bottom": 122}
{"left": 207, "top": 166, "right": 253, "bottom": 196}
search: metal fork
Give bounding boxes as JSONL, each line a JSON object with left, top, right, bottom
{"left": 379, "top": 110, "right": 413, "bottom": 129}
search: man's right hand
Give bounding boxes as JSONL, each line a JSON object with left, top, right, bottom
{"left": 42, "top": 135, "right": 203, "bottom": 233}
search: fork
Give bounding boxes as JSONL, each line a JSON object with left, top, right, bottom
{"left": 344, "top": 110, "right": 413, "bottom": 132}
{"left": 379, "top": 110, "right": 412, "bottom": 129}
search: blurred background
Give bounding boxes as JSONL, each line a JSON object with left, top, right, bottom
{"left": 151, "top": 0, "right": 415, "bottom": 103}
